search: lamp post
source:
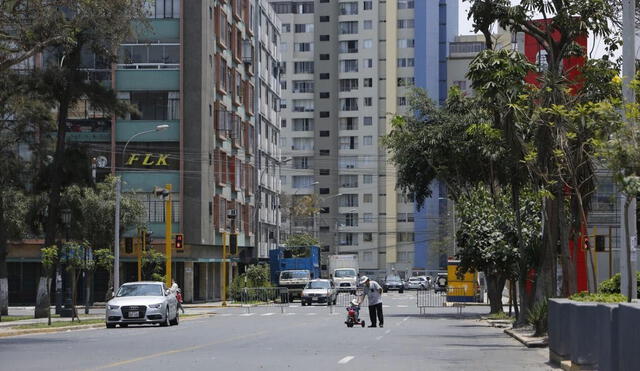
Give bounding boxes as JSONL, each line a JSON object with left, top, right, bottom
{"left": 114, "top": 124, "right": 169, "bottom": 294}
{"left": 60, "top": 208, "right": 73, "bottom": 317}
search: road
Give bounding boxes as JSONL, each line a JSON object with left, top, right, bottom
{"left": 0, "top": 293, "right": 554, "bottom": 371}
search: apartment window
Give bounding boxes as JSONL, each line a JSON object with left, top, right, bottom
{"left": 362, "top": 78, "right": 372, "bottom": 88}
{"left": 340, "top": 2, "right": 358, "bottom": 15}
{"left": 363, "top": 232, "right": 373, "bottom": 241}
{"left": 281, "top": 119, "right": 287, "bottom": 128}
{"left": 320, "top": 15, "right": 330, "bottom": 22}
{"left": 363, "top": 213, "right": 373, "bottom": 223}
{"left": 293, "top": 118, "right": 313, "bottom": 131}
{"left": 120, "top": 91, "right": 179, "bottom": 120}
{"left": 292, "top": 80, "right": 314, "bottom": 93}
{"left": 398, "top": 97, "right": 407, "bottom": 106}
{"left": 281, "top": 23, "right": 291, "bottom": 32}
{"left": 294, "top": 42, "right": 314, "bottom": 52}
{"left": 407, "top": 213, "right": 415, "bottom": 222}
{"left": 397, "top": 19, "right": 415, "bottom": 28}
{"left": 397, "top": 213, "right": 407, "bottom": 222}
{"left": 119, "top": 44, "right": 180, "bottom": 67}
{"left": 319, "top": 188, "right": 330, "bottom": 195}
{"left": 280, "top": 80, "right": 287, "bottom": 90}
{"left": 319, "top": 92, "right": 330, "bottom": 98}
{"left": 292, "top": 137, "right": 313, "bottom": 150}
{"left": 339, "top": 156, "right": 358, "bottom": 169}
{"left": 319, "top": 34, "right": 330, "bottom": 41}
{"left": 364, "top": 97, "right": 372, "bottom": 106}
{"left": 319, "top": 149, "right": 330, "bottom": 156}
{"left": 363, "top": 116, "right": 373, "bottom": 126}
{"left": 343, "top": 213, "right": 359, "bottom": 227}
{"left": 363, "top": 136, "right": 373, "bottom": 145}
{"left": 294, "top": 23, "right": 314, "bottom": 33}
{"left": 398, "top": 77, "right": 415, "bottom": 87}
{"left": 363, "top": 58, "right": 373, "bottom": 68}
{"left": 319, "top": 130, "right": 330, "bottom": 137}
{"left": 363, "top": 194, "right": 373, "bottom": 203}
{"left": 340, "top": 60, "right": 358, "bottom": 73}
{"left": 339, "top": 21, "right": 359, "bottom": 34}
{"left": 397, "top": 58, "right": 415, "bottom": 67}
{"left": 398, "top": 39, "right": 415, "bottom": 48}
{"left": 319, "top": 111, "right": 330, "bottom": 118}
{"left": 292, "top": 99, "right": 314, "bottom": 112}
{"left": 363, "top": 39, "right": 373, "bottom": 49}
{"left": 319, "top": 169, "right": 330, "bottom": 175}
{"left": 339, "top": 79, "right": 359, "bottom": 92}
{"left": 295, "top": 2, "right": 314, "bottom": 13}
{"left": 396, "top": 232, "right": 415, "bottom": 242}
{"left": 397, "top": 0, "right": 415, "bottom": 9}
{"left": 339, "top": 136, "right": 358, "bottom": 150}
{"left": 320, "top": 53, "right": 330, "bottom": 60}
{"left": 339, "top": 40, "right": 359, "bottom": 53}
{"left": 294, "top": 61, "right": 314, "bottom": 74}
{"left": 340, "top": 98, "right": 358, "bottom": 111}
{"left": 340, "top": 175, "right": 358, "bottom": 188}
{"left": 340, "top": 194, "right": 359, "bottom": 207}
{"left": 339, "top": 233, "right": 358, "bottom": 246}
{"left": 144, "top": 0, "right": 180, "bottom": 19}
{"left": 339, "top": 117, "right": 358, "bottom": 130}
{"left": 292, "top": 175, "right": 315, "bottom": 188}
{"left": 320, "top": 73, "right": 330, "bottom": 79}
{"left": 363, "top": 20, "right": 372, "bottom": 29}
{"left": 363, "top": 175, "right": 373, "bottom": 184}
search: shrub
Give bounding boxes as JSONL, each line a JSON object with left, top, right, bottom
{"left": 527, "top": 298, "right": 548, "bottom": 337}
{"left": 569, "top": 291, "right": 627, "bottom": 303}
{"left": 598, "top": 273, "right": 640, "bottom": 297}
{"left": 229, "top": 264, "right": 272, "bottom": 301}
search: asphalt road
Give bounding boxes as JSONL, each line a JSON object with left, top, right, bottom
{"left": 0, "top": 293, "right": 555, "bottom": 371}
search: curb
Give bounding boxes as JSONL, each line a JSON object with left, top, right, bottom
{"left": 504, "top": 328, "right": 548, "bottom": 348}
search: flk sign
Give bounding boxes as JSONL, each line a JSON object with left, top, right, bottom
{"left": 118, "top": 142, "right": 179, "bottom": 170}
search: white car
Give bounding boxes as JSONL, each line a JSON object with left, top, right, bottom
{"left": 301, "top": 279, "right": 337, "bottom": 306}
{"left": 406, "top": 276, "right": 428, "bottom": 290}
{"left": 106, "top": 281, "right": 179, "bottom": 328}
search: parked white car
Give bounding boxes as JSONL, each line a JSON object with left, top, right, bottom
{"left": 301, "top": 279, "right": 337, "bottom": 306}
{"left": 406, "top": 276, "right": 429, "bottom": 290}
{"left": 106, "top": 281, "right": 179, "bottom": 328}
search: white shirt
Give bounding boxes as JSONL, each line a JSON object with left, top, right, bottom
{"left": 364, "top": 281, "right": 382, "bottom": 306}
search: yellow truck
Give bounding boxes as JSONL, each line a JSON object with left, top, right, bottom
{"left": 446, "top": 260, "right": 485, "bottom": 303}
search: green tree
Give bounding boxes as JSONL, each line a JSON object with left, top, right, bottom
{"left": 284, "top": 233, "right": 320, "bottom": 249}
{"left": 141, "top": 249, "right": 165, "bottom": 282}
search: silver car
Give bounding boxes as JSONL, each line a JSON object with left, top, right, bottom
{"left": 301, "top": 279, "right": 337, "bottom": 306}
{"left": 106, "top": 281, "right": 179, "bottom": 328}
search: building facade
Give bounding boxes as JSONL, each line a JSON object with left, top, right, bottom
{"left": 272, "top": 0, "right": 457, "bottom": 280}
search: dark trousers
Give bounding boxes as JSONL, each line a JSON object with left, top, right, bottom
{"left": 368, "top": 303, "right": 383, "bottom": 327}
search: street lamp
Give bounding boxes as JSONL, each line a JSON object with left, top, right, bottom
{"left": 114, "top": 124, "right": 169, "bottom": 294}
{"left": 60, "top": 208, "right": 73, "bottom": 317}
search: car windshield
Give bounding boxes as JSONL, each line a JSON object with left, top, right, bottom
{"left": 409, "top": 278, "right": 421, "bottom": 282}
{"left": 116, "top": 284, "right": 163, "bottom": 297}
{"left": 334, "top": 269, "right": 356, "bottom": 278}
{"left": 306, "top": 281, "right": 330, "bottom": 289}
{"left": 387, "top": 278, "right": 401, "bottom": 283}
{"left": 280, "top": 271, "right": 309, "bottom": 279}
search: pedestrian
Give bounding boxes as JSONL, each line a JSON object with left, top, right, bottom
{"left": 170, "top": 279, "right": 185, "bottom": 314}
{"left": 358, "top": 276, "right": 383, "bottom": 328}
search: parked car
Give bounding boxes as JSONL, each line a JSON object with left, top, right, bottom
{"left": 105, "top": 281, "right": 179, "bottom": 328}
{"left": 434, "top": 273, "right": 448, "bottom": 293}
{"left": 406, "top": 276, "right": 429, "bottom": 290}
{"left": 301, "top": 279, "right": 337, "bottom": 306}
{"left": 382, "top": 276, "right": 404, "bottom": 293}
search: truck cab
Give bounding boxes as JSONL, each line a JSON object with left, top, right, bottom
{"left": 332, "top": 268, "right": 357, "bottom": 293}
{"left": 279, "top": 270, "right": 311, "bottom": 300}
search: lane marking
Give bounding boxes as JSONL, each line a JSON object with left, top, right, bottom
{"left": 220, "top": 313, "right": 233, "bottom": 317}
{"left": 385, "top": 329, "right": 391, "bottom": 335}
{"left": 261, "top": 313, "right": 275, "bottom": 316}
{"left": 285, "top": 312, "right": 297, "bottom": 316}
{"left": 240, "top": 313, "right": 255, "bottom": 317}
{"left": 338, "top": 356, "right": 355, "bottom": 364}
{"left": 397, "top": 305, "right": 408, "bottom": 308}
{"left": 383, "top": 305, "right": 391, "bottom": 308}
{"left": 306, "top": 313, "right": 317, "bottom": 316}
{"left": 402, "top": 317, "right": 409, "bottom": 322}
{"left": 375, "top": 336, "right": 383, "bottom": 341}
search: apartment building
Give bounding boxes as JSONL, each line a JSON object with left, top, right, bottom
{"left": 272, "top": 0, "right": 457, "bottom": 279}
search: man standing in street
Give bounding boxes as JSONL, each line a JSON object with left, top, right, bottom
{"left": 359, "top": 276, "right": 383, "bottom": 328}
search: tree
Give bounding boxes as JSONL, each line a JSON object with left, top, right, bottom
{"left": 141, "top": 248, "right": 165, "bottom": 282}
{"left": 284, "top": 233, "right": 320, "bottom": 249}
{"left": 93, "top": 248, "right": 114, "bottom": 300}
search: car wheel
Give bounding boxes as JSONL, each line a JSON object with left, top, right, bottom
{"left": 106, "top": 323, "right": 116, "bottom": 329}
{"left": 170, "top": 307, "right": 179, "bottom": 326}
{"left": 160, "top": 308, "right": 170, "bottom": 327}
{"left": 399, "top": 288, "right": 404, "bottom": 294}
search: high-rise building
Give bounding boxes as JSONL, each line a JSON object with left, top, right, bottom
{"left": 273, "top": 0, "right": 457, "bottom": 279}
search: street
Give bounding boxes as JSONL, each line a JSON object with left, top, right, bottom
{"left": 0, "top": 293, "right": 554, "bottom": 371}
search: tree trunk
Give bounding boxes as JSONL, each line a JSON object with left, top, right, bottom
{"left": 46, "top": 276, "right": 52, "bottom": 325}
{"left": 486, "top": 274, "right": 506, "bottom": 314}
{"left": 71, "top": 268, "right": 80, "bottom": 322}
{"left": 534, "top": 196, "right": 558, "bottom": 302}
{"left": 624, "top": 198, "right": 633, "bottom": 302}
{"left": 0, "top": 191, "right": 8, "bottom": 316}
{"left": 34, "top": 277, "right": 50, "bottom": 318}
{"left": 511, "top": 183, "right": 530, "bottom": 326}
{"left": 559, "top": 196, "right": 576, "bottom": 296}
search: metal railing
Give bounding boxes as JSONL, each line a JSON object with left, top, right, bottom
{"left": 241, "top": 287, "right": 290, "bottom": 313}
{"left": 334, "top": 291, "right": 367, "bottom": 309}
{"left": 416, "top": 287, "right": 466, "bottom": 315}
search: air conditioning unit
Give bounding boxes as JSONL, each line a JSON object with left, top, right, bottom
{"left": 227, "top": 209, "right": 238, "bottom": 218}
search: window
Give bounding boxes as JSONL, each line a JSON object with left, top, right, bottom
{"left": 363, "top": 20, "right": 372, "bottom": 29}
{"left": 293, "top": 118, "right": 313, "bottom": 131}
{"left": 397, "top": 39, "right": 415, "bottom": 48}
{"left": 319, "top": 169, "right": 330, "bottom": 175}
{"left": 339, "top": 2, "right": 358, "bottom": 15}
{"left": 339, "top": 156, "right": 358, "bottom": 169}
{"left": 294, "top": 42, "right": 314, "bottom": 52}
{"left": 339, "top": 21, "right": 358, "bottom": 34}
{"left": 343, "top": 213, "right": 359, "bottom": 227}
{"left": 339, "top": 117, "right": 358, "bottom": 130}
{"left": 292, "top": 176, "right": 315, "bottom": 188}
{"left": 397, "top": 58, "right": 415, "bottom": 67}
{"left": 119, "top": 44, "right": 180, "bottom": 67}
{"left": 294, "top": 23, "right": 314, "bottom": 33}
{"left": 320, "top": 53, "right": 330, "bottom": 60}
{"left": 340, "top": 60, "right": 358, "bottom": 73}
{"left": 363, "top": 58, "right": 373, "bottom": 68}
{"left": 339, "top": 40, "right": 358, "bottom": 53}
{"left": 397, "top": 0, "right": 415, "bottom": 9}
{"left": 363, "top": 39, "right": 373, "bottom": 49}
{"left": 363, "top": 1, "right": 372, "bottom": 10}
{"left": 398, "top": 97, "right": 406, "bottom": 106}
{"left": 339, "top": 136, "right": 358, "bottom": 150}
{"left": 363, "top": 78, "right": 372, "bottom": 87}
{"left": 319, "top": 149, "right": 330, "bottom": 156}
{"left": 363, "top": 116, "right": 373, "bottom": 126}
{"left": 295, "top": 2, "right": 314, "bottom": 13}
{"left": 320, "top": 15, "right": 330, "bottom": 22}
{"left": 339, "top": 79, "right": 359, "bottom": 92}
{"left": 294, "top": 61, "right": 314, "bottom": 74}
{"left": 363, "top": 213, "right": 373, "bottom": 223}
{"left": 292, "top": 80, "right": 314, "bottom": 93}
{"left": 319, "top": 188, "right": 330, "bottom": 194}
{"left": 340, "top": 175, "right": 358, "bottom": 188}
{"left": 363, "top": 136, "right": 373, "bottom": 145}
{"left": 319, "top": 34, "right": 330, "bottom": 41}
{"left": 363, "top": 194, "right": 373, "bottom": 203}
{"left": 292, "top": 99, "right": 314, "bottom": 112}
{"left": 281, "top": 119, "right": 287, "bottom": 128}
{"left": 396, "top": 232, "right": 415, "bottom": 242}
{"left": 319, "top": 92, "right": 330, "bottom": 98}
{"left": 364, "top": 97, "right": 372, "bottom": 106}
{"left": 320, "top": 73, "right": 330, "bottom": 79}
{"left": 319, "top": 111, "right": 330, "bottom": 118}
{"left": 397, "top": 19, "right": 415, "bottom": 28}
{"left": 363, "top": 232, "right": 373, "bottom": 241}
{"left": 340, "top": 98, "right": 358, "bottom": 111}
{"left": 121, "top": 91, "right": 180, "bottom": 120}
{"left": 281, "top": 23, "right": 291, "bottom": 32}
{"left": 397, "top": 77, "right": 415, "bottom": 86}
{"left": 292, "top": 137, "right": 313, "bottom": 150}
{"left": 340, "top": 194, "right": 359, "bottom": 207}
{"left": 144, "top": 0, "right": 180, "bottom": 19}
{"left": 319, "top": 130, "right": 330, "bottom": 137}
{"left": 339, "top": 233, "right": 358, "bottom": 246}
{"left": 363, "top": 175, "right": 373, "bottom": 184}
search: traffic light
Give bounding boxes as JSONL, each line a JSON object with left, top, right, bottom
{"left": 125, "top": 238, "right": 133, "bottom": 254}
{"left": 175, "top": 233, "right": 184, "bottom": 250}
{"left": 229, "top": 233, "right": 238, "bottom": 255}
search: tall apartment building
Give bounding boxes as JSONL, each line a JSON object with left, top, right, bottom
{"left": 273, "top": 0, "right": 457, "bottom": 279}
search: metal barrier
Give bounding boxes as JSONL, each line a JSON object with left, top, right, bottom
{"left": 241, "top": 287, "right": 289, "bottom": 313}
{"left": 334, "top": 291, "right": 367, "bottom": 308}
{"left": 416, "top": 287, "right": 466, "bottom": 315}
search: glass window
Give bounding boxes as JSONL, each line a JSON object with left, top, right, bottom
{"left": 363, "top": 116, "right": 373, "bottom": 126}
{"left": 363, "top": 175, "right": 373, "bottom": 184}
{"left": 339, "top": 79, "right": 359, "bottom": 92}
{"left": 123, "top": 91, "right": 179, "bottom": 121}
{"left": 294, "top": 61, "right": 314, "bottom": 74}
{"left": 363, "top": 20, "right": 372, "bottom": 29}
{"left": 340, "top": 175, "right": 358, "bottom": 188}
{"left": 363, "top": 136, "right": 373, "bottom": 145}
{"left": 363, "top": 39, "right": 373, "bottom": 49}
{"left": 339, "top": 40, "right": 359, "bottom": 53}
{"left": 293, "top": 118, "right": 314, "bottom": 131}
{"left": 363, "top": 194, "right": 373, "bottom": 203}
{"left": 340, "top": 60, "right": 358, "bottom": 73}
{"left": 339, "top": 2, "right": 358, "bottom": 15}
{"left": 292, "top": 176, "right": 315, "bottom": 188}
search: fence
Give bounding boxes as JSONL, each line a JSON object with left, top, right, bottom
{"left": 416, "top": 287, "right": 466, "bottom": 315}
{"left": 240, "top": 287, "right": 290, "bottom": 313}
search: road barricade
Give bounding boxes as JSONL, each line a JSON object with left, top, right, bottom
{"left": 334, "top": 291, "right": 367, "bottom": 309}
{"left": 241, "top": 287, "right": 289, "bottom": 313}
{"left": 416, "top": 287, "right": 465, "bottom": 316}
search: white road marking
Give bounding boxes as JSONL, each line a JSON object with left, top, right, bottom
{"left": 285, "top": 312, "right": 297, "bottom": 315}
{"left": 402, "top": 317, "right": 409, "bottom": 322}
{"left": 397, "top": 305, "right": 408, "bottom": 308}
{"left": 261, "top": 313, "right": 275, "bottom": 316}
{"left": 306, "top": 313, "right": 317, "bottom": 316}
{"left": 220, "top": 313, "right": 233, "bottom": 317}
{"left": 383, "top": 305, "right": 391, "bottom": 308}
{"left": 338, "top": 356, "right": 355, "bottom": 364}
{"left": 385, "top": 329, "right": 391, "bottom": 334}
{"left": 375, "top": 336, "right": 383, "bottom": 341}
{"left": 240, "top": 313, "right": 255, "bottom": 317}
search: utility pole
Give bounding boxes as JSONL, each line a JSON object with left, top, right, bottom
{"left": 621, "top": 0, "right": 638, "bottom": 301}
{"left": 222, "top": 230, "right": 227, "bottom": 307}
{"left": 164, "top": 184, "right": 173, "bottom": 288}
{"left": 114, "top": 177, "right": 120, "bottom": 294}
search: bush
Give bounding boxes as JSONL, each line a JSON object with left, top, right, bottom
{"left": 229, "top": 264, "right": 271, "bottom": 301}
{"left": 527, "top": 298, "right": 548, "bottom": 337}
{"left": 569, "top": 291, "right": 627, "bottom": 303}
{"left": 599, "top": 273, "right": 640, "bottom": 297}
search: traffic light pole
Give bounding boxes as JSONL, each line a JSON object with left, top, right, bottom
{"left": 164, "top": 184, "right": 172, "bottom": 288}
{"left": 138, "top": 229, "right": 144, "bottom": 282}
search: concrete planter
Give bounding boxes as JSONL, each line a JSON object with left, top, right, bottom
{"left": 569, "top": 302, "right": 598, "bottom": 368}
{"left": 596, "top": 304, "right": 619, "bottom": 371}
{"left": 618, "top": 303, "right": 640, "bottom": 371}
{"left": 548, "top": 299, "right": 572, "bottom": 364}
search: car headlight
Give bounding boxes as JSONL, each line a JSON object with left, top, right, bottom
{"left": 108, "top": 305, "right": 119, "bottom": 310}
{"left": 148, "top": 303, "right": 162, "bottom": 309}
